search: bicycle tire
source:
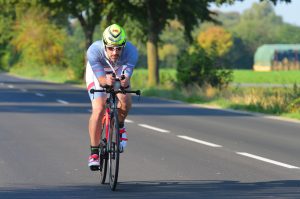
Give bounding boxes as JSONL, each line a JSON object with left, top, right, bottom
{"left": 100, "top": 123, "right": 108, "bottom": 184}
{"left": 108, "top": 109, "right": 120, "bottom": 191}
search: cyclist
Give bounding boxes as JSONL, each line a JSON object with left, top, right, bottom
{"left": 85, "top": 24, "right": 138, "bottom": 170}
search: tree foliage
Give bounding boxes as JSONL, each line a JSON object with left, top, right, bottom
{"left": 41, "top": 0, "right": 109, "bottom": 49}
{"left": 107, "top": 0, "right": 229, "bottom": 86}
{"left": 0, "top": 0, "right": 38, "bottom": 70}
{"left": 197, "top": 26, "right": 233, "bottom": 57}
{"left": 233, "top": 1, "right": 283, "bottom": 52}
{"left": 0, "top": 0, "right": 295, "bottom": 80}
{"left": 12, "top": 7, "right": 67, "bottom": 68}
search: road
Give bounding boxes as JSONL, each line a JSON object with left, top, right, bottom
{"left": 0, "top": 73, "right": 300, "bottom": 198}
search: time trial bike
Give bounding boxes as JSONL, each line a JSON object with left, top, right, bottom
{"left": 90, "top": 74, "right": 141, "bottom": 191}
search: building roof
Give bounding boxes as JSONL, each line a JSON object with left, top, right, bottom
{"left": 254, "top": 44, "right": 300, "bottom": 66}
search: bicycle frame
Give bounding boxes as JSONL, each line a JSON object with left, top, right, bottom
{"left": 103, "top": 96, "right": 112, "bottom": 147}
{"left": 103, "top": 92, "right": 118, "bottom": 153}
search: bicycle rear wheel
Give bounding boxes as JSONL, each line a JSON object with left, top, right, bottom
{"left": 108, "top": 110, "right": 120, "bottom": 191}
{"left": 99, "top": 124, "right": 108, "bottom": 184}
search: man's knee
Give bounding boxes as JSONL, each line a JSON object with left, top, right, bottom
{"left": 91, "top": 97, "right": 106, "bottom": 117}
{"left": 118, "top": 98, "right": 132, "bottom": 110}
{"left": 92, "top": 107, "right": 105, "bottom": 116}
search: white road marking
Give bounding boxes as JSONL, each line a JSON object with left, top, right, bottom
{"left": 236, "top": 152, "right": 299, "bottom": 169}
{"left": 177, "top": 135, "right": 222, "bottom": 148}
{"left": 56, "top": 99, "right": 69, "bottom": 105}
{"left": 125, "top": 119, "right": 134, "bottom": 123}
{"left": 138, "top": 124, "right": 170, "bottom": 133}
{"left": 35, "top": 93, "right": 45, "bottom": 97}
{"left": 7, "top": 85, "right": 14, "bottom": 88}
{"left": 20, "top": 89, "right": 27, "bottom": 92}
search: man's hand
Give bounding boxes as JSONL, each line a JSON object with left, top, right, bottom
{"left": 120, "top": 75, "right": 130, "bottom": 88}
{"left": 106, "top": 74, "right": 116, "bottom": 86}
{"left": 98, "top": 74, "right": 115, "bottom": 88}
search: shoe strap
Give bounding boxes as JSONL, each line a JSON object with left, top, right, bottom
{"left": 90, "top": 154, "right": 99, "bottom": 159}
{"left": 119, "top": 128, "right": 126, "bottom": 134}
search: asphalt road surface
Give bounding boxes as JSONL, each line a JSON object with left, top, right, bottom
{"left": 1, "top": 73, "right": 300, "bottom": 199}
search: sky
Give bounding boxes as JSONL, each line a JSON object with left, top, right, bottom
{"left": 210, "top": 0, "right": 300, "bottom": 26}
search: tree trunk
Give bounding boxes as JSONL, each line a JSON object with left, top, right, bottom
{"left": 147, "top": 38, "right": 159, "bottom": 87}
{"left": 84, "top": 28, "right": 94, "bottom": 50}
{"left": 146, "top": 0, "right": 159, "bottom": 87}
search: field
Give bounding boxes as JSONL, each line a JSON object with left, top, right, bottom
{"left": 132, "top": 69, "right": 300, "bottom": 85}
{"left": 232, "top": 70, "right": 300, "bottom": 84}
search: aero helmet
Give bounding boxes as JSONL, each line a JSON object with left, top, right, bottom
{"left": 103, "top": 24, "right": 126, "bottom": 46}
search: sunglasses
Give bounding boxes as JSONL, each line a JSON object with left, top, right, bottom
{"left": 106, "top": 46, "right": 123, "bottom": 52}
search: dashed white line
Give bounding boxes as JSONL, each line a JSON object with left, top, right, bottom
{"left": 56, "top": 99, "right": 69, "bottom": 104}
{"left": 236, "top": 152, "right": 299, "bottom": 169}
{"left": 125, "top": 119, "right": 134, "bottom": 123}
{"left": 138, "top": 124, "right": 170, "bottom": 133}
{"left": 35, "top": 93, "right": 45, "bottom": 97}
{"left": 20, "top": 89, "right": 27, "bottom": 92}
{"left": 7, "top": 85, "right": 14, "bottom": 88}
{"left": 177, "top": 135, "right": 222, "bottom": 148}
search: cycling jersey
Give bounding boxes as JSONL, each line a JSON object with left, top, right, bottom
{"left": 85, "top": 40, "right": 138, "bottom": 100}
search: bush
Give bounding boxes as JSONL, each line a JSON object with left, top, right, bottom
{"left": 177, "top": 46, "right": 232, "bottom": 88}
{"left": 287, "top": 97, "right": 300, "bottom": 113}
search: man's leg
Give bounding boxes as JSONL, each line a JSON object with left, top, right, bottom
{"left": 117, "top": 93, "right": 132, "bottom": 150}
{"left": 117, "top": 93, "right": 132, "bottom": 123}
{"left": 89, "top": 97, "right": 106, "bottom": 147}
{"left": 88, "top": 97, "right": 106, "bottom": 170}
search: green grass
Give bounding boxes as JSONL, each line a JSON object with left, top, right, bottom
{"left": 9, "top": 65, "right": 83, "bottom": 84}
{"left": 233, "top": 70, "right": 300, "bottom": 84}
{"left": 134, "top": 68, "right": 300, "bottom": 85}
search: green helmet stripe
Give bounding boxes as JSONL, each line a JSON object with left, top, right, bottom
{"left": 103, "top": 24, "right": 126, "bottom": 46}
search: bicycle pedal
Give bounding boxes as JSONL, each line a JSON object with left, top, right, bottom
{"left": 90, "top": 165, "right": 100, "bottom": 171}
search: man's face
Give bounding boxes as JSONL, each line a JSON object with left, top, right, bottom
{"left": 105, "top": 46, "right": 123, "bottom": 63}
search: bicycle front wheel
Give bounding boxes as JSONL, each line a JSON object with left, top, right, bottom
{"left": 108, "top": 110, "right": 120, "bottom": 191}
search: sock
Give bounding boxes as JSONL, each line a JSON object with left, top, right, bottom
{"left": 119, "top": 122, "right": 124, "bottom": 128}
{"left": 90, "top": 145, "right": 99, "bottom": 155}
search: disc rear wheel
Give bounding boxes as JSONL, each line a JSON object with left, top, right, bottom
{"left": 99, "top": 124, "right": 108, "bottom": 184}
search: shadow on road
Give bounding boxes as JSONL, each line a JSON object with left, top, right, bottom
{"left": 0, "top": 74, "right": 252, "bottom": 116}
{"left": 1, "top": 180, "right": 300, "bottom": 199}
{"left": 0, "top": 87, "right": 251, "bottom": 117}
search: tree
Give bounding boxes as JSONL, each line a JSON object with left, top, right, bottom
{"left": 41, "top": 0, "right": 108, "bottom": 49}
{"left": 233, "top": 1, "right": 284, "bottom": 51}
{"left": 197, "top": 26, "right": 233, "bottom": 57}
{"left": 107, "top": 0, "right": 223, "bottom": 86}
{"left": 12, "top": 7, "right": 67, "bottom": 68}
{"left": 107, "top": 0, "right": 291, "bottom": 87}
{"left": 0, "top": 0, "right": 38, "bottom": 70}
